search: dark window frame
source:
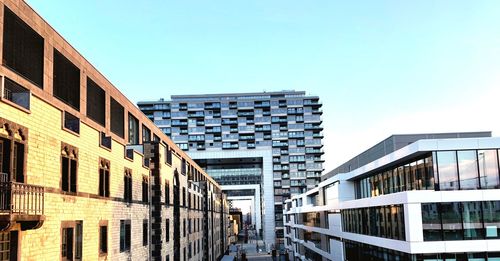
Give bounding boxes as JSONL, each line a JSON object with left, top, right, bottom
{"left": 61, "top": 142, "right": 78, "bottom": 193}
{"left": 53, "top": 48, "right": 80, "bottom": 110}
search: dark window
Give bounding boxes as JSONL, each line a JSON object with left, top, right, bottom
{"left": 183, "top": 219, "right": 186, "bottom": 237}
{"left": 143, "top": 219, "right": 148, "bottom": 246}
{"left": 99, "top": 225, "right": 107, "bottom": 255}
{"left": 98, "top": 159, "right": 110, "bottom": 197}
{"left": 86, "top": 78, "right": 105, "bottom": 126}
{"left": 61, "top": 143, "right": 78, "bottom": 193}
{"left": 3, "top": 77, "right": 30, "bottom": 110}
{"left": 0, "top": 120, "right": 27, "bottom": 183}
{"left": 166, "top": 219, "right": 170, "bottom": 242}
{"left": 100, "top": 132, "right": 111, "bottom": 150}
{"left": 441, "top": 202, "right": 463, "bottom": 240}
{"left": 182, "top": 187, "right": 186, "bottom": 207}
{"left": 165, "top": 180, "right": 170, "bottom": 205}
{"left": 142, "top": 125, "right": 151, "bottom": 143}
{"left": 61, "top": 221, "right": 82, "bottom": 261}
{"left": 3, "top": 7, "right": 44, "bottom": 87}
{"left": 64, "top": 111, "right": 80, "bottom": 134}
{"left": 119, "top": 220, "right": 131, "bottom": 252}
{"left": 53, "top": 49, "right": 80, "bottom": 110}
{"left": 110, "top": 97, "right": 124, "bottom": 138}
{"left": 124, "top": 169, "right": 132, "bottom": 203}
{"left": 128, "top": 113, "right": 139, "bottom": 144}
{"left": 142, "top": 176, "right": 149, "bottom": 203}
{"left": 463, "top": 201, "right": 483, "bottom": 239}
{"left": 165, "top": 145, "right": 172, "bottom": 165}
{"left": 483, "top": 201, "right": 500, "bottom": 239}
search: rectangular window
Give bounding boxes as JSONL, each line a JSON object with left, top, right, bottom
{"left": 86, "top": 78, "right": 105, "bottom": 126}
{"left": 61, "top": 143, "right": 78, "bottom": 193}
{"left": 120, "top": 220, "right": 131, "bottom": 252}
{"left": 441, "top": 202, "right": 463, "bottom": 240}
{"left": 457, "top": 150, "right": 480, "bottom": 190}
{"left": 3, "top": 7, "right": 44, "bottom": 87}
{"left": 142, "top": 125, "right": 151, "bottom": 143}
{"left": 437, "top": 151, "right": 459, "bottom": 190}
{"left": 128, "top": 113, "right": 139, "bottom": 144}
{"left": 166, "top": 219, "right": 170, "bottom": 242}
{"left": 53, "top": 49, "right": 80, "bottom": 110}
{"left": 98, "top": 159, "right": 110, "bottom": 197}
{"left": 99, "top": 224, "right": 108, "bottom": 255}
{"left": 182, "top": 187, "right": 186, "bottom": 207}
{"left": 143, "top": 219, "right": 148, "bottom": 246}
{"left": 462, "top": 201, "right": 483, "bottom": 239}
{"left": 124, "top": 168, "right": 132, "bottom": 203}
{"left": 63, "top": 111, "right": 80, "bottom": 134}
{"left": 100, "top": 132, "right": 112, "bottom": 150}
{"left": 478, "top": 150, "right": 500, "bottom": 189}
{"left": 165, "top": 145, "right": 172, "bottom": 165}
{"left": 482, "top": 201, "right": 500, "bottom": 239}
{"left": 2, "top": 77, "right": 30, "bottom": 110}
{"left": 110, "top": 97, "right": 124, "bottom": 138}
{"left": 165, "top": 180, "right": 170, "bottom": 205}
{"left": 142, "top": 176, "right": 149, "bottom": 203}
{"left": 61, "top": 221, "right": 82, "bottom": 261}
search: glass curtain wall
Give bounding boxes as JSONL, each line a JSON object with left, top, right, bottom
{"left": 355, "top": 150, "right": 500, "bottom": 199}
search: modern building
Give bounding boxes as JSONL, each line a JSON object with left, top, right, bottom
{"left": 284, "top": 132, "right": 500, "bottom": 261}
{"left": 0, "top": 1, "right": 229, "bottom": 260}
{"left": 138, "top": 91, "right": 324, "bottom": 249}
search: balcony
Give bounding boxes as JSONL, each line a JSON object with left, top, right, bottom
{"left": 0, "top": 173, "right": 45, "bottom": 231}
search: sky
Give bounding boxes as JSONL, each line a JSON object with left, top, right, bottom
{"left": 27, "top": 0, "right": 500, "bottom": 171}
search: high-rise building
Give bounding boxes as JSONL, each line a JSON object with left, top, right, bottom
{"left": 138, "top": 91, "right": 324, "bottom": 249}
{"left": 0, "top": 1, "right": 229, "bottom": 260}
{"left": 284, "top": 132, "right": 500, "bottom": 261}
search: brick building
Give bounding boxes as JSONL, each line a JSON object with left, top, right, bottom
{"left": 0, "top": 0, "right": 229, "bottom": 260}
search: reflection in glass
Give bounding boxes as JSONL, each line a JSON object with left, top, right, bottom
{"left": 462, "top": 201, "right": 483, "bottom": 239}
{"left": 437, "top": 151, "right": 459, "bottom": 190}
{"left": 457, "top": 150, "right": 480, "bottom": 190}
{"left": 478, "top": 150, "right": 500, "bottom": 189}
{"left": 441, "top": 202, "right": 463, "bottom": 240}
{"left": 422, "top": 203, "right": 442, "bottom": 241}
{"left": 482, "top": 201, "right": 500, "bottom": 239}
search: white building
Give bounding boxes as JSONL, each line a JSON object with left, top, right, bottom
{"left": 284, "top": 133, "right": 500, "bottom": 261}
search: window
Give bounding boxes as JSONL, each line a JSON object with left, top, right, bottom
{"left": 110, "top": 97, "right": 124, "bottom": 138}
{"left": 478, "top": 150, "right": 500, "bottom": 189}
{"left": 0, "top": 118, "right": 27, "bottom": 183}
{"left": 181, "top": 159, "right": 187, "bottom": 175}
{"left": 182, "top": 187, "right": 186, "bottom": 207}
{"left": 61, "top": 143, "right": 78, "bottom": 193}
{"left": 166, "top": 219, "right": 170, "bottom": 242}
{"left": 119, "top": 220, "right": 131, "bottom": 252}
{"left": 63, "top": 111, "right": 80, "bottom": 134}
{"left": 183, "top": 219, "right": 186, "bottom": 237}
{"left": 165, "top": 145, "right": 172, "bottom": 165}
{"left": 142, "top": 175, "right": 149, "bottom": 203}
{"left": 2, "top": 77, "right": 30, "bottom": 110}
{"left": 86, "top": 77, "right": 105, "bottom": 126}
{"left": 143, "top": 219, "right": 148, "bottom": 246}
{"left": 483, "top": 201, "right": 500, "bottom": 239}
{"left": 61, "top": 221, "right": 83, "bottom": 261}
{"left": 98, "top": 158, "right": 110, "bottom": 197}
{"left": 457, "top": 150, "right": 480, "bottom": 190}
{"left": 3, "top": 7, "right": 44, "bottom": 87}
{"left": 142, "top": 125, "right": 151, "bottom": 143}
{"left": 436, "top": 151, "right": 459, "bottom": 190}
{"left": 128, "top": 113, "right": 139, "bottom": 144}
{"left": 53, "top": 49, "right": 80, "bottom": 110}
{"left": 99, "top": 221, "right": 108, "bottom": 255}
{"left": 165, "top": 180, "right": 170, "bottom": 205}
{"left": 100, "top": 132, "right": 112, "bottom": 150}
{"left": 124, "top": 168, "right": 132, "bottom": 203}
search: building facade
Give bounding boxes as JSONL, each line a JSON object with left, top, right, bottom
{"left": 0, "top": 1, "right": 229, "bottom": 260}
{"left": 138, "top": 91, "right": 324, "bottom": 248}
{"left": 284, "top": 133, "right": 500, "bottom": 261}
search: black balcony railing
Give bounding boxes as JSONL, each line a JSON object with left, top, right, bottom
{"left": 0, "top": 173, "right": 44, "bottom": 216}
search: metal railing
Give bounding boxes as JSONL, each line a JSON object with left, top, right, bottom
{"left": 0, "top": 173, "right": 44, "bottom": 216}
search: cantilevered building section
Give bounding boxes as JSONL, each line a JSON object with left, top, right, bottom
{"left": 0, "top": 1, "right": 229, "bottom": 260}
{"left": 284, "top": 132, "right": 500, "bottom": 261}
{"left": 139, "top": 91, "right": 324, "bottom": 249}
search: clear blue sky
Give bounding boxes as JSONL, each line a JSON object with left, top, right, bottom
{"left": 27, "top": 0, "right": 500, "bottom": 170}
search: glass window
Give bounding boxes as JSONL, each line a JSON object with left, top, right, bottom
{"left": 457, "top": 150, "right": 480, "bottom": 190}
{"left": 437, "top": 151, "right": 459, "bottom": 190}
{"left": 440, "top": 202, "right": 463, "bottom": 240}
{"left": 128, "top": 113, "right": 139, "bottom": 144}
{"left": 482, "top": 201, "right": 500, "bottom": 239}
{"left": 478, "top": 150, "right": 500, "bottom": 189}
{"left": 462, "top": 201, "right": 483, "bottom": 239}
{"left": 422, "top": 203, "right": 442, "bottom": 241}
{"left": 424, "top": 156, "right": 435, "bottom": 190}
